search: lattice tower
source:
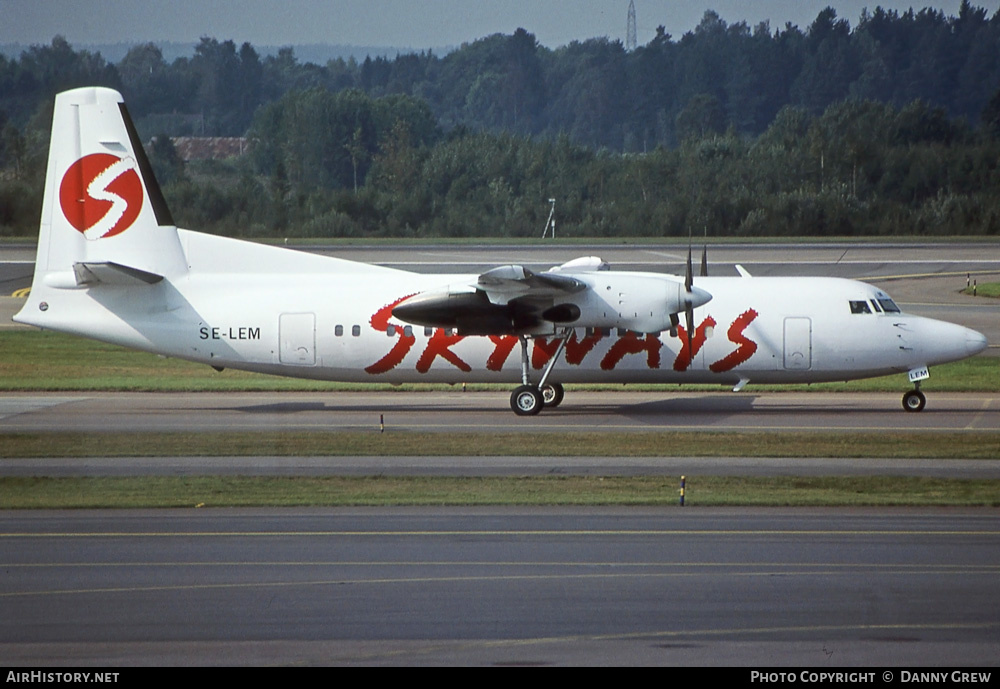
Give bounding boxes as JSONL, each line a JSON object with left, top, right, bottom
{"left": 626, "top": 0, "right": 637, "bottom": 51}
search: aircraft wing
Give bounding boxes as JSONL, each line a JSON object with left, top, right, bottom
{"left": 392, "top": 260, "right": 595, "bottom": 335}
{"left": 477, "top": 265, "right": 586, "bottom": 305}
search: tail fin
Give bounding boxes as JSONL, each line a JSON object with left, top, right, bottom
{"left": 24, "top": 87, "right": 187, "bottom": 293}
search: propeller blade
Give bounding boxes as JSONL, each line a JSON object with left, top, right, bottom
{"left": 685, "top": 244, "right": 693, "bottom": 293}
{"left": 674, "top": 232, "right": 712, "bottom": 348}
{"left": 683, "top": 235, "right": 696, "bottom": 351}
{"left": 685, "top": 302, "right": 694, "bottom": 353}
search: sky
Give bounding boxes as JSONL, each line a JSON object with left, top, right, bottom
{"left": 3, "top": 0, "right": 1000, "bottom": 51}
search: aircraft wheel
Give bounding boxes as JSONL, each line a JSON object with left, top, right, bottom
{"left": 511, "top": 385, "right": 544, "bottom": 416}
{"left": 540, "top": 383, "right": 565, "bottom": 408}
{"left": 902, "top": 389, "right": 926, "bottom": 412}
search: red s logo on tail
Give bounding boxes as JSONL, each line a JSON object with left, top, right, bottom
{"left": 59, "top": 153, "right": 144, "bottom": 240}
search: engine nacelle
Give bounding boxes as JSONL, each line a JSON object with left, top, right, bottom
{"left": 392, "top": 271, "right": 712, "bottom": 337}
{"left": 392, "top": 288, "right": 517, "bottom": 334}
{"left": 566, "top": 273, "right": 712, "bottom": 333}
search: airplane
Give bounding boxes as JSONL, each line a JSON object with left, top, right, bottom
{"left": 13, "top": 87, "right": 990, "bottom": 416}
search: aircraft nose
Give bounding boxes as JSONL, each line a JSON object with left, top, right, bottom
{"left": 966, "top": 328, "right": 988, "bottom": 356}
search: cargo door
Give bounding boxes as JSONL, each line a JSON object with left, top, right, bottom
{"left": 279, "top": 313, "right": 316, "bottom": 365}
{"left": 783, "top": 317, "right": 812, "bottom": 370}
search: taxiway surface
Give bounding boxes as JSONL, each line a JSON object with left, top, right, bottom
{"left": 2, "top": 390, "right": 998, "bottom": 435}
{"left": 2, "top": 507, "right": 998, "bottom": 666}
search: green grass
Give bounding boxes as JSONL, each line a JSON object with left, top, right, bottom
{"left": 2, "top": 430, "right": 998, "bottom": 459}
{"left": 1, "top": 330, "right": 996, "bottom": 392}
{"left": 963, "top": 282, "right": 1000, "bottom": 298}
{"left": 1, "top": 475, "right": 997, "bottom": 508}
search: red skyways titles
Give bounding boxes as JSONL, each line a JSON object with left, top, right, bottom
{"left": 365, "top": 298, "right": 760, "bottom": 375}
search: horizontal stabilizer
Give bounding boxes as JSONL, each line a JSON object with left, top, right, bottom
{"left": 73, "top": 261, "right": 163, "bottom": 286}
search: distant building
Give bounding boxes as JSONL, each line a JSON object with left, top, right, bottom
{"left": 170, "top": 137, "right": 249, "bottom": 161}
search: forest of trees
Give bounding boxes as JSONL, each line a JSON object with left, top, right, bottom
{"left": 2, "top": 3, "right": 1000, "bottom": 238}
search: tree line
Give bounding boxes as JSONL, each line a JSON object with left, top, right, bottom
{"left": 1, "top": 3, "right": 1000, "bottom": 237}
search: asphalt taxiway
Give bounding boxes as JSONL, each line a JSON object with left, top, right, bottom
{"left": 2, "top": 507, "right": 999, "bottom": 666}
{"left": 2, "top": 390, "right": 998, "bottom": 435}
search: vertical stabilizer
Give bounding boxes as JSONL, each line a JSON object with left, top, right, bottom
{"left": 28, "top": 87, "right": 187, "bottom": 288}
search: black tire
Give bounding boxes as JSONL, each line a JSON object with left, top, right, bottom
{"left": 511, "top": 385, "right": 544, "bottom": 416}
{"left": 540, "top": 383, "right": 565, "bottom": 408}
{"left": 902, "top": 390, "right": 926, "bottom": 412}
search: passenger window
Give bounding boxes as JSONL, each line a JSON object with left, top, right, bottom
{"left": 403, "top": 325, "right": 413, "bottom": 337}
{"left": 334, "top": 325, "right": 343, "bottom": 336}
{"left": 850, "top": 300, "right": 871, "bottom": 314}
{"left": 352, "top": 325, "right": 361, "bottom": 337}
{"left": 424, "top": 327, "right": 434, "bottom": 337}
{"left": 387, "top": 325, "right": 396, "bottom": 336}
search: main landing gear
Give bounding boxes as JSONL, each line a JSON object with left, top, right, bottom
{"left": 902, "top": 385, "right": 926, "bottom": 412}
{"left": 509, "top": 331, "right": 569, "bottom": 416}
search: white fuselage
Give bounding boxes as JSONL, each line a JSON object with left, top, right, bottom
{"left": 16, "top": 231, "right": 985, "bottom": 389}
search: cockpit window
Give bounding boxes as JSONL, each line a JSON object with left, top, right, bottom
{"left": 850, "top": 300, "right": 872, "bottom": 314}
{"left": 870, "top": 300, "right": 883, "bottom": 313}
{"left": 877, "top": 298, "right": 901, "bottom": 313}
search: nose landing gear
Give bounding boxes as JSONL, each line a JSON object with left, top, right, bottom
{"left": 902, "top": 386, "right": 926, "bottom": 412}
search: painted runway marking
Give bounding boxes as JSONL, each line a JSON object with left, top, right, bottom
{"left": 4, "top": 567, "right": 1000, "bottom": 599}
{"left": 57, "top": 422, "right": 994, "bottom": 433}
{"left": 967, "top": 398, "right": 996, "bottom": 431}
{"left": 5, "top": 565, "right": 1000, "bottom": 603}
{"left": 465, "top": 621, "right": 1000, "bottom": 646}
{"left": 0, "top": 396, "right": 89, "bottom": 420}
{"left": 862, "top": 269, "right": 1000, "bottom": 279}
{"left": 5, "top": 529, "right": 1000, "bottom": 538}
{"left": 5, "top": 560, "right": 1000, "bottom": 570}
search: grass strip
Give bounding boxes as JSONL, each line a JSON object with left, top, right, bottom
{"left": 963, "top": 282, "right": 1000, "bottom": 298}
{"left": 2, "top": 430, "right": 999, "bottom": 459}
{"left": 1, "top": 475, "right": 998, "bottom": 509}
